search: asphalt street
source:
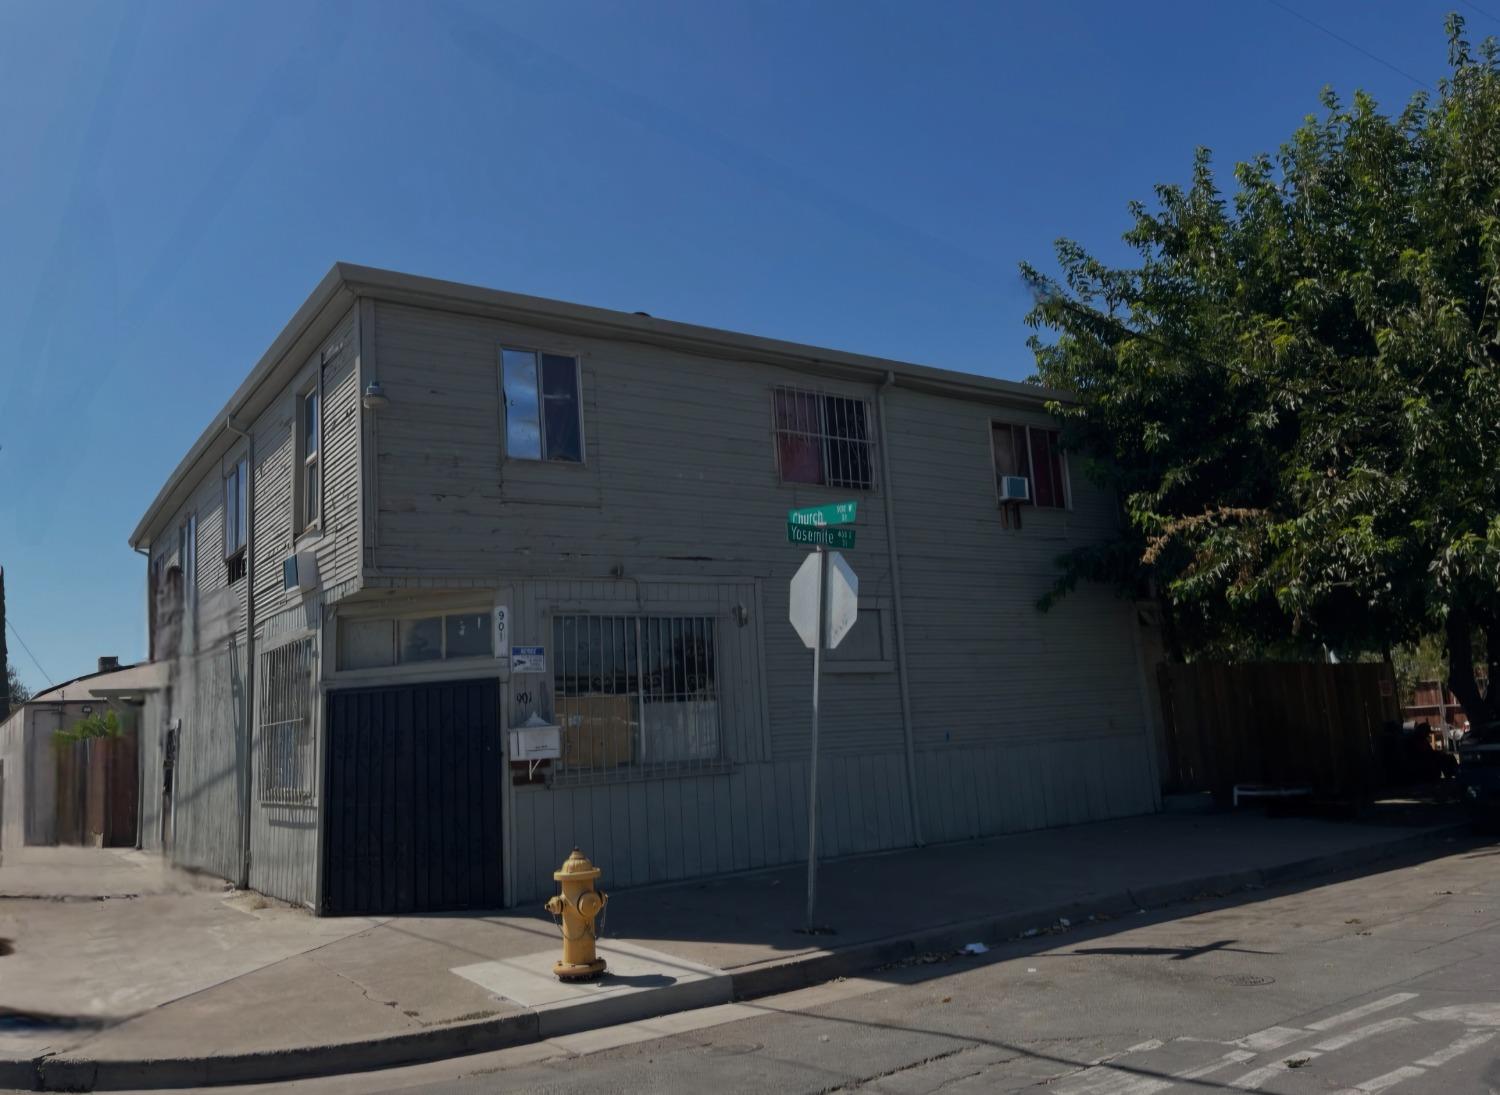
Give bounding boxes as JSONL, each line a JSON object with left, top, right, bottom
{"left": 143, "top": 837, "right": 1500, "bottom": 1095}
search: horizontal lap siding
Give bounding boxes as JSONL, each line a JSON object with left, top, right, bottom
{"left": 255, "top": 306, "right": 358, "bottom": 621}
{"left": 887, "top": 388, "right": 1155, "bottom": 828}
{"left": 371, "top": 301, "right": 892, "bottom": 577}
{"left": 320, "top": 310, "right": 361, "bottom": 600}
{"left": 367, "top": 301, "right": 1155, "bottom": 904}
{"left": 146, "top": 307, "right": 355, "bottom": 896}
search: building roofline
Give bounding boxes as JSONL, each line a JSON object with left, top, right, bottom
{"left": 24, "top": 660, "right": 158, "bottom": 705}
{"left": 130, "top": 262, "right": 1067, "bottom": 548}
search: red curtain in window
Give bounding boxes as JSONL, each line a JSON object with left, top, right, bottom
{"left": 774, "top": 389, "right": 824, "bottom": 484}
{"left": 1029, "top": 428, "right": 1065, "bottom": 508}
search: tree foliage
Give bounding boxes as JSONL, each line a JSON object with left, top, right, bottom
{"left": 53, "top": 710, "right": 122, "bottom": 746}
{"left": 4, "top": 664, "right": 26, "bottom": 712}
{"left": 1023, "top": 16, "right": 1500, "bottom": 725}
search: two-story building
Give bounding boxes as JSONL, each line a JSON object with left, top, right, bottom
{"left": 129, "top": 264, "right": 1162, "bottom": 914}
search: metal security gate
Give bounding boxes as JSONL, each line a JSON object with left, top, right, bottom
{"left": 323, "top": 678, "right": 502, "bottom": 914}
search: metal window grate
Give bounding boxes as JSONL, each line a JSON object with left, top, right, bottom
{"left": 772, "top": 386, "right": 875, "bottom": 489}
{"left": 551, "top": 614, "right": 721, "bottom": 782}
{"left": 258, "top": 638, "right": 315, "bottom": 804}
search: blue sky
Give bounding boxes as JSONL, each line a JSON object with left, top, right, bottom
{"left": 0, "top": 0, "right": 1482, "bottom": 692}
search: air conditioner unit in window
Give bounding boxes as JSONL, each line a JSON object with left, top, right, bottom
{"left": 999, "top": 475, "right": 1030, "bottom": 503}
{"left": 282, "top": 550, "right": 319, "bottom": 594}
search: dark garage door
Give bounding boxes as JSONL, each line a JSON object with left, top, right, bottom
{"left": 324, "top": 678, "right": 503, "bottom": 915}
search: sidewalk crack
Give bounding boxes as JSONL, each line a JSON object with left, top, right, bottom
{"left": 308, "top": 957, "right": 405, "bottom": 1016}
{"left": 825, "top": 1043, "right": 999, "bottom": 1092}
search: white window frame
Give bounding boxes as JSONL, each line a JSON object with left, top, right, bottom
{"left": 990, "top": 420, "right": 1071, "bottom": 511}
{"left": 499, "top": 345, "right": 585, "bottom": 464}
{"left": 296, "top": 384, "right": 321, "bottom": 537}
{"left": 224, "top": 457, "right": 248, "bottom": 558}
{"left": 333, "top": 605, "right": 496, "bottom": 675}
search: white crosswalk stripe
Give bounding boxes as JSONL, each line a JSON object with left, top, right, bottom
{"left": 1306, "top": 993, "right": 1420, "bottom": 1031}
{"left": 1332, "top": 1064, "right": 1428, "bottom": 1093}
{"left": 1236, "top": 1025, "right": 1307, "bottom": 1051}
{"left": 1414, "top": 1028, "right": 1495, "bottom": 1067}
{"left": 1052, "top": 993, "right": 1500, "bottom": 1095}
{"left": 1311, "top": 1016, "right": 1417, "bottom": 1052}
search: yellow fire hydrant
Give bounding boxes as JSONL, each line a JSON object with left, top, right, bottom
{"left": 543, "top": 847, "right": 608, "bottom": 981}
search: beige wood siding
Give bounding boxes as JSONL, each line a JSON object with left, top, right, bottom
{"left": 368, "top": 299, "right": 1159, "bottom": 897}
{"left": 141, "top": 305, "right": 355, "bottom": 897}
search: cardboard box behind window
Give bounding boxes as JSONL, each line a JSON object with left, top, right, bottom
{"left": 556, "top": 695, "right": 636, "bottom": 769}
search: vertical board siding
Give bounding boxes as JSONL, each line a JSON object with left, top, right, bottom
{"left": 137, "top": 692, "right": 166, "bottom": 853}
{"left": 170, "top": 642, "right": 246, "bottom": 881}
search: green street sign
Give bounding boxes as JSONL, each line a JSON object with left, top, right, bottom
{"left": 788, "top": 523, "right": 856, "bottom": 549}
{"left": 788, "top": 501, "right": 858, "bottom": 527}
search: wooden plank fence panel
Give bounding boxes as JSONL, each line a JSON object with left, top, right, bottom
{"left": 1159, "top": 662, "right": 1395, "bottom": 799}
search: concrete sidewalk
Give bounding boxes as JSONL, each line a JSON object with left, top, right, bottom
{"left": 0, "top": 806, "right": 1476, "bottom": 1091}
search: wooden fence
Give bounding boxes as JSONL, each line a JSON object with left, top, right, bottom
{"left": 1158, "top": 662, "right": 1399, "bottom": 800}
{"left": 52, "top": 730, "right": 138, "bottom": 847}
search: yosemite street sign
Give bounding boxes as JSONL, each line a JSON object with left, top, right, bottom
{"left": 787, "top": 501, "right": 857, "bottom": 527}
{"left": 787, "top": 524, "right": 856, "bottom": 549}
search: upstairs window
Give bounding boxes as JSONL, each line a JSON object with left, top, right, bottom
{"left": 223, "top": 457, "right": 248, "bottom": 583}
{"left": 993, "top": 422, "right": 1068, "bottom": 509}
{"left": 502, "top": 348, "right": 582, "bottom": 462}
{"left": 773, "top": 387, "right": 874, "bottom": 489}
{"left": 296, "top": 387, "right": 320, "bottom": 534}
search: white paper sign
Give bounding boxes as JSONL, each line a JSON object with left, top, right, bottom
{"left": 510, "top": 645, "right": 546, "bottom": 674}
{"left": 493, "top": 603, "right": 509, "bottom": 659}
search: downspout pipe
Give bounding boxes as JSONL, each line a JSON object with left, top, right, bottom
{"left": 225, "top": 415, "right": 255, "bottom": 888}
{"left": 132, "top": 544, "right": 151, "bottom": 850}
{"left": 876, "top": 372, "right": 924, "bottom": 846}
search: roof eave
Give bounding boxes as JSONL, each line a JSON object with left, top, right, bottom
{"left": 129, "top": 264, "right": 357, "bottom": 549}
{"left": 130, "top": 263, "right": 1072, "bottom": 549}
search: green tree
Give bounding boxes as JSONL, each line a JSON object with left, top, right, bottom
{"left": 53, "top": 709, "right": 121, "bottom": 746}
{"left": 1023, "top": 15, "right": 1500, "bottom": 728}
{"left": 4, "top": 664, "right": 26, "bottom": 713}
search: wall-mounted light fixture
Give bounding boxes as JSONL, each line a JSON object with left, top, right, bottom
{"left": 362, "top": 381, "right": 389, "bottom": 411}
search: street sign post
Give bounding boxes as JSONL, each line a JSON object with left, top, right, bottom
{"left": 787, "top": 523, "right": 856, "bottom": 549}
{"left": 788, "top": 546, "right": 858, "bottom": 931}
{"left": 788, "top": 501, "right": 858, "bottom": 527}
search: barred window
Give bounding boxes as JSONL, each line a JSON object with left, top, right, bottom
{"left": 258, "top": 638, "right": 315, "bottom": 804}
{"left": 551, "top": 614, "right": 720, "bottom": 780}
{"left": 773, "top": 387, "right": 874, "bottom": 490}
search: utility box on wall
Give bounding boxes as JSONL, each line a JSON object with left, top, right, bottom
{"left": 509, "top": 714, "right": 561, "bottom": 780}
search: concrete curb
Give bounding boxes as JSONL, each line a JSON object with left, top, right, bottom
{"left": 0, "top": 823, "right": 1471, "bottom": 1092}
{"left": 723, "top": 825, "right": 1473, "bottom": 1002}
